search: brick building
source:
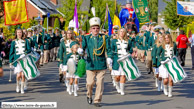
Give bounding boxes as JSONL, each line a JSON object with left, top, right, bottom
{"left": 26, "top": 0, "right": 64, "bottom": 27}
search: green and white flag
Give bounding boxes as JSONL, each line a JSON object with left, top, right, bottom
{"left": 118, "top": 54, "right": 141, "bottom": 81}
{"left": 18, "top": 54, "right": 40, "bottom": 80}
{"left": 132, "top": 0, "right": 150, "bottom": 24}
{"left": 163, "top": 57, "right": 187, "bottom": 83}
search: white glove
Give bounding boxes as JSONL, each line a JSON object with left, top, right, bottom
{"left": 107, "top": 58, "right": 113, "bottom": 66}
{"left": 9, "top": 63, "right": 14, "bottom": 68}
{"left": 34, "top": 48, "right": 37, "bottom": 51}
{"left": 41, "top": 51, "right": 43, "bottom": 55}
{"left": 62, "top": 65, "right": 67, "bottom": 72}
{"left": 59, "top": 64, "right": 63, "bottom": 69}
{"left": 20, "top": 54, "right": 25, "bottom": 59}
{"left": 77, "top": 48, "right": 83, "bottom": 55}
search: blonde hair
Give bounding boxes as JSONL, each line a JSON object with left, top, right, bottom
{"left": 118, "top": 28, "right": 128, "bottom": 41}
{"left": 155, "top": 34, "right": 165, "bottom": 47}
{"left": 162, "top": 34, "right": 174, "bottom": 49}
{"left": 64, "top": 29, "right": 76, "bottom": 44}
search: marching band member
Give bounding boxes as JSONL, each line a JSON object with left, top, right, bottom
{"left": 39, "top": 28, "right": 46, "bottom": 66}
{"left": 146, "top": 22, "right": 157, "bottom": 74}
{"left": 59, "top": 29, "right": 76, "bottom": 87}
{"left": 137, "top": 30, "right": 147, "bottom": 63}
{"left": 52, "top": 28, "right": 62, "bottom": 61}
{"left": 63, "top": 41, "right": 81, "bottom": 96}
{"left": 157, "top": 34, "right": 178, "bottom": 97}
{"left": 48, "top": 28, "right": 54, "bottom": 62}
{"left": 9, "top": 28, "right": 31, "bottom": 94}
{"left": 43, "top": 30, "right": 51, "bottom": 64}
{"left": 130, "top": 31, "right": 137, "bottom": 58}
{"left": 81, "top": 17, "right": 112, "bottom": 107}
{"left": 152, "top": 34, "right": 164, "bottom": 91}
{"left": 111, "top": 28, "right": 133, "bottom": 95}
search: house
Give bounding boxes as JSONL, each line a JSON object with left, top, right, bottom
{"left": 26, "top": 0, "right": 64, "bottom": 28}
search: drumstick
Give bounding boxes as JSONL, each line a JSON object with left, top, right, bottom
{"left": 9, "top": 67, "right": 12, "bottom": 82}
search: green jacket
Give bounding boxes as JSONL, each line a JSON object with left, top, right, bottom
{"left": 82, "top": 34, "right": 112, "bottom": 70}
{"left": 33, "top": 34, "right": 43, "bottom": 50}
{"left": 138, "top": 35, "right": 147, "bottom": 50}
{"left": 9, "top": 39, "right": 31, "bottom": 67}
{"left": 135, "top": 35, "right": 140, "bottom": 49}
{"left": 52, "top": 34, "right": 62, "bottom": 47}
{"left": 157, "top": 42, "right": 178, "bottom": 66}
{"left": 152, "top": 44, "right": 160, "bottom": 68}
{"left": 111, "top": 39, "right": 133, "bottom": 70}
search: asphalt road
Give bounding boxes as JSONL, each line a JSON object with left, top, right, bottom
{"left": 0, "top": 49, "right": 194, "bottom": 109}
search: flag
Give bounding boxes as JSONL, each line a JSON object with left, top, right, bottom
{"left": 163, "top": 57, "right": 187, "bottom": 83}
{"left": 113, "top": 2, "right": 121, "bottom": 28}
{"left": 73, "top": 0, "right": 79, "bottom": 35}
{"left": 132, "top": 0, "right": 150, "bottom": 24}
{"left": 108, "top": 9, "right": 113, "bottom": 37}
{"left": 4, "top": 0, "right": 29, "bottom": 25}
{"left": 118, "top": 55, "right": 141, "bottom": 81}
{"left": 18, "top": 54, "right": 40, "bottom": 80}
{"left": 177, "top": 1, "right": 194, "bottom": 16}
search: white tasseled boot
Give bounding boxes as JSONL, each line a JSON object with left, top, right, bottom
{"left": 155, "top": 78, "right": 159, "bottom": 87}
{"left": 68, "top": 85, "right": 72, "bottom": 95}
{"left": 157, "top": 81, "right": 161, "bottom": 91}
{"left": 21, "top": 82, "right": 25, "bottom": 94}
{"left": 74, "top": 84, "right": 78, "bottom": 97}
{"left": 168, "top": 86, "right": 173, "bottom": 98}
{"left": 24, "top": 80, "right": 28, "bottom": 91}
{"left": 16, "top": 80, "right": 20, "bottom": 93}
{"left": 115, "top": 82, "right": 121, "bottom": 93}
{"left": 120, "top": 83, "right": 125, "bottom": 95}
{"left": 163, "top": 85, "right": 168, "bottom": 96}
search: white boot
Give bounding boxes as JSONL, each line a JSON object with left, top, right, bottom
{"left": 157, "top": 81, "right": 161, "bottom": 91}
{"left": 115, "top": 82, "right": 121, "bottom": 93}
{"left": 163, "top": 85, "right": 168, "bottom": 96}
{"left": 168, "top": 86, "right": 173, "bottom": 97}
{"left": 21, "top": 82, "right": 25, "bottom": 94}
{"left": 16, "top": 81, "right": 20, "bottom": 93}
{"left": 66, "top": 80, "right": 69, "bottom": 92}
{"left": 155, "top": 78, "right": 159, "bottom": 87}
{"left": 112, "top": 76, "right": 116, "bottom": 87}
{"left": 68, "top": 85, "right": 72, "bottom": 95}
{"left": 24, "top": 80, "right": 28, "bottom": 91}
{"left": 120, "top": 83, "right": 125, "bottom": 95}
{"left": 74, "top": 84, "right": 78, "bottom": 97}
{"left": 161, "top": 80, "right": 164, "bottom": 91}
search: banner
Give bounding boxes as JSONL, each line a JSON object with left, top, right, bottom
{"left": 132, "top": 0, "right": 150, "bottom": 24}
{"left": 177, "top": 1, "right": 194, "bottom": 16}
{"left": 4, "top": 0, "right": 29, "bottom": 25}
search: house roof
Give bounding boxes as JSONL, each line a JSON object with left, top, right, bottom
{"left": 27, "top": 0, "right": 64, "bottom": 16}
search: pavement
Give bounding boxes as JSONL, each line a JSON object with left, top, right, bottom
{"left": 0, "top": 49, "right": 194, "bottom": 109}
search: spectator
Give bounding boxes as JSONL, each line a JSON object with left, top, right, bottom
{"left": 176, "top": 30, "right": 188, "bottom": 66}
{"left": 189, "top": 31, "right": 194, "bottom": 70}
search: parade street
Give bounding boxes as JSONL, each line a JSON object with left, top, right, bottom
{"left": 0, "top": 49, "right": 194, "bottom": 109}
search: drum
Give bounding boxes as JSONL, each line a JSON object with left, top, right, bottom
{"left": 117, "top": 54, "right": 141, "bottom": 81}
{"left": 162, "top": 56, "right": 187, "bottom": 83}
{"left": 18, "top": 54, "right": 40, "bottom": 80}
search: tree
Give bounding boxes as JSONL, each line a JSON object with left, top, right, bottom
{"left": 58, "top": 0, "right": 86, "bottom": 29}
{"left": 162, "top": 0, "right": 194, "bottom": 30}
{"left": 43, "top": 18, "right": 48, "bottom": 29}
{"left": 149, "top": 0, "right": 158, "bottom": 22}
{"left": 53, "top": 18, "right": 60, "bottom": 30}
{"left": 0, "top": 0, "right": 4, "bottom": 19}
